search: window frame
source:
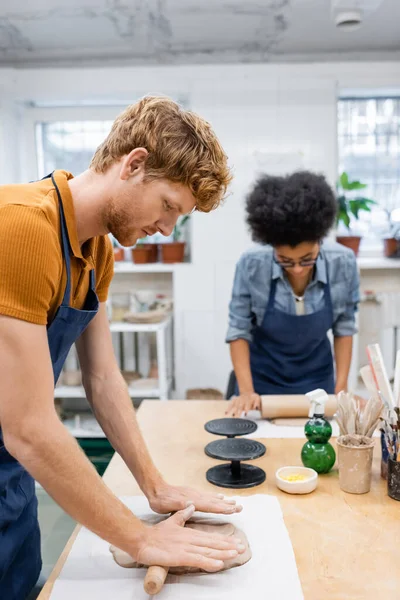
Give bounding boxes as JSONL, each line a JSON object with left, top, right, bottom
{"left": 21, "top": 105, "right": 126, "bottom": 183}
{"left": 337, "top": 94, "right": 400, "bottom": 256}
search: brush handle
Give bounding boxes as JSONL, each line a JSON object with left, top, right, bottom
{"left": 394, "top": 350, "right": 400, "bottom": 408}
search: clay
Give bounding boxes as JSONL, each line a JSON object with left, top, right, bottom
{"left": 110, "top": 516, "right": 251, "bottom": 574}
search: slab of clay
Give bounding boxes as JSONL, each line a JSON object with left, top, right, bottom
{"left": 110, "top": 517, "right": 251, "bottom": 574}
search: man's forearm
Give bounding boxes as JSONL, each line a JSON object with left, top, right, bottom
{"left": 334, "top": 335, "right": 353, "bottom": 391}
{"left": 4, "top": 414, "right": 146, "bottom": 556}
{"left": 84, "top": 369, "right": 163, "bottom": 495}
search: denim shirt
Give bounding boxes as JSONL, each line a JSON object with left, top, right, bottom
{"left": 226, "top": 241, "right": 360, "bottom": 344}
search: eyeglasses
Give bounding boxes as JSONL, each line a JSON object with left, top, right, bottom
{"left": 273, "top": 253, "right": 320, "bottom": 269}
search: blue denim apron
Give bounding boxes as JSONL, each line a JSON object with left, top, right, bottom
{"left": 239, "top": 268, "right": 335, "bottom": 396}
{"left": 0, "top": 172, "right": 99, "bottom": 599}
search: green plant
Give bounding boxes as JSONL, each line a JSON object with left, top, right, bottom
{"left": 336, "top": 172, "right": 376, "bottom": 230}
{"left": 173, "top": 215, "right": 190, "bottom": 242}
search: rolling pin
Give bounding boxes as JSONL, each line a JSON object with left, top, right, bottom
{"left": 144, "top": 565, "right": 169, "bottom": 595}
{"left": 144, "top": 510, "right": 179, "bottom": 595}
{"left": 260, "top": 394, "right": 337, "bottom": 419}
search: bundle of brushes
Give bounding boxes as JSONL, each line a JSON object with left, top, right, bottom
{"left": 335, "top": 391, "right": 383, "bottom": 440}
{"left": 381, "top": 407, "right": 400, "bottom": 462}
{"left": 362, "top": 344, "right": 400, "bottom": 462}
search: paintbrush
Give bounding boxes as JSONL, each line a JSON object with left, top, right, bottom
{"left": 394, "top": 350, "right": 400, "bottom": 408}
{"left": 335, "top": 391, "right": 382, "bottom": 438}
{"left": 366, "top": 344, "right": 397, "bottom": 425}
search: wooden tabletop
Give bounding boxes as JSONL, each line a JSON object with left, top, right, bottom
{"left": 39, "top": 400, "right": 400, "bottom": 600}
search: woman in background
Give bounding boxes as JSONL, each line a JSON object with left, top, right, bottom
{"left": 226, "top": 171, "right": 360, "bottom": 417}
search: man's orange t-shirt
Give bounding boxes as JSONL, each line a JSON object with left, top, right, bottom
{"left": 0, "top": 170, "right": 114, "bottom": 326}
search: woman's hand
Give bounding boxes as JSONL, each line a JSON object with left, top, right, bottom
{"left": 334, "top": 380, "right": 347, "bottom": 395}
{"left": 225, "top": 393, "right": 261, "bottom": 417}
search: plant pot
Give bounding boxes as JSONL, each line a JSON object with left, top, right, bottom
{"left": 161, "top": 242, "right": 185, "bottom": 263}
{"left": 337, "top": 435, "right": 375, "bottom": 494}
{"left": 132, "top": 246, "right": 152, "bottom": 264}
{"left": 336, "top": 236, "right": 362, "bottom": 256}
{"left": 142, "top": 243, "right": 158, "bottom": 263}
{"left": 388, "top": 458, "right": 400, "bottom": 501}
{"left": 383, "top": 237, "right": 399, "bottom": 258}
{"left": 113, "top": 247, "right": 125, "bottom": 261}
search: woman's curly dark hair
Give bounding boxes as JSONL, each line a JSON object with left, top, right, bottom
{"left": 246, "top": 171, "right": 337, "bottom": 247}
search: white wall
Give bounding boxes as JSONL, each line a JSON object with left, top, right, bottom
{"left": 1, "top": 61, "right": 400, "bottom": 397}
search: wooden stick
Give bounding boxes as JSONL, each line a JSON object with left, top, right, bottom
{"left": 144, "top": 565, "right": 169, "bottom": 595}
{"left": 144, "top": 510, "right": 178, "bottom": 595}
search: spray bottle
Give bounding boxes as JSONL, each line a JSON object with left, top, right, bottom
{"left": 301, "top": 388, "right": 336, "bottom": 474}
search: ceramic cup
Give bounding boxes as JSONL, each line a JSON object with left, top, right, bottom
{"left": 337, "top": 436, "right": 375, "bottom": 494}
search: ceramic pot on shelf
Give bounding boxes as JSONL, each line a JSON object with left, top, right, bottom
{"left": 161, "top": 242, "right": 185, "bottom": 263}
{"left": 383, "top": 237, "right": 399, "bottom": 258}
{"left": 336, "top": 236, "right": 362, "bottom": 256}
{"left": 113, "top": 247, "right": 125, "bottom": 261}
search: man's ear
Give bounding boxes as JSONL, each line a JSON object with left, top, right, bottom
{"left": 120, "top": 148, "right": 149, "bottom": 180}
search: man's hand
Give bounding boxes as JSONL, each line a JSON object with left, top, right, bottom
{"left": 225, "top": 393, "right": 261, "bottom": 417}
{"left": 147, "top": 482, "right": 243, "bottom": 515}
{"left": 134, "top": 505, "right": 244, "bottom": 572}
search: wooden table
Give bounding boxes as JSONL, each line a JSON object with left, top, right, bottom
{"left": 39, "top": 400, "right": 400, "bottom": 600}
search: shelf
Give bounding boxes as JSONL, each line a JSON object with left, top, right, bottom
{"left": 357, "top": 257, "right": 400, "bottom": 270}
{"left": 109, "top": 316, "right": 171, "bottom": 333}
{"left": 55, "top": 379, "right": 172, "bottom": 400}
{"left": 114, "top": 261, "right": 190, "bottom": 273}
{"left": 63, "top": 414, "right": 106, "bottom": 438}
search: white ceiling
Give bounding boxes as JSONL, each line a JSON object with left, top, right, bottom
{"left": 0, "top": 0, "right": 399, "bottom": 67}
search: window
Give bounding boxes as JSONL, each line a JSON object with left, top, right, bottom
{"left": 338, "top": 97, "right": 400, "bottom": 238}
{"left": 36, "top": 120, "right": 113, "bottom": 178}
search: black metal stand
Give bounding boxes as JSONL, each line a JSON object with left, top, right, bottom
{"left": 204, "top": 418, "right": 266, "bottom": 488}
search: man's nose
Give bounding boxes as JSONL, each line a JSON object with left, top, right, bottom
{"left": 157, "top": 216, "right": 179, "bottom": 237}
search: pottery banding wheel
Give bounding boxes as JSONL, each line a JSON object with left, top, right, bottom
{"left": 205, "top": 438, "right": 266, "bottom": 488}
{"left": 204, "top": 418, "right": 258, "bottom": 438}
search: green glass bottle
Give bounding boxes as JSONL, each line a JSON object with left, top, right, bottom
{"left": 301, "top": 389, "right": 336, "bottom": 474}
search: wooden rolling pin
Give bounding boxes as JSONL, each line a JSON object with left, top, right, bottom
{"left": 260, "top": 394, "right": 337, "bottom": 419}
{"left": 144, "top": 509, "right": 178, "bottom": 595}
{"left": 144, "top": 565, "right": 169, "bottom": 595}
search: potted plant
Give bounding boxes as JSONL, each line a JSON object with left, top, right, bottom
{"left": 161, "top": 215, "right": 190, "bottom": 263}
{"left": 383, "top": 221, "right": 400, "bottom": 258}
{"left": 336, "top": 172, "right": 376, "bottom": 256}
{"left": 140, "top": 239, "right": 159, "bottom": 262}
{"left": 131, "top": 237, "right": 157, "bottom": 264}
{"left": 111, "top": 235, "right": 125, "bottom": 261}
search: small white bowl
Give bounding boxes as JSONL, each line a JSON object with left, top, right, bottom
{"left": 275, "top": 466, "right": 318, "bottom": 495}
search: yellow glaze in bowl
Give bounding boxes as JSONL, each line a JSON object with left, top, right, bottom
{"left": 275, "top": 466, "right": 318, "bottom": 495}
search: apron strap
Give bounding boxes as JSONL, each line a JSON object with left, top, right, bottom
{"left": 51, "top": 173, "right": 73, "bottom": 306}
{"left": 322, "top": 257, "right": 333, "bottom": 318}
{"left": 43, "top": 171, "right": 96, "bottom": 300}
{"left": 267, "top": 276, "right": 278, "bottom": 311}
{"left": 89, "top": 267, "right": 96, "bottom": 289}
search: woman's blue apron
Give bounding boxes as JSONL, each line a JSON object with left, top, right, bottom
{"left": 235, "top": 267, "right": 335, "bottom": 396}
